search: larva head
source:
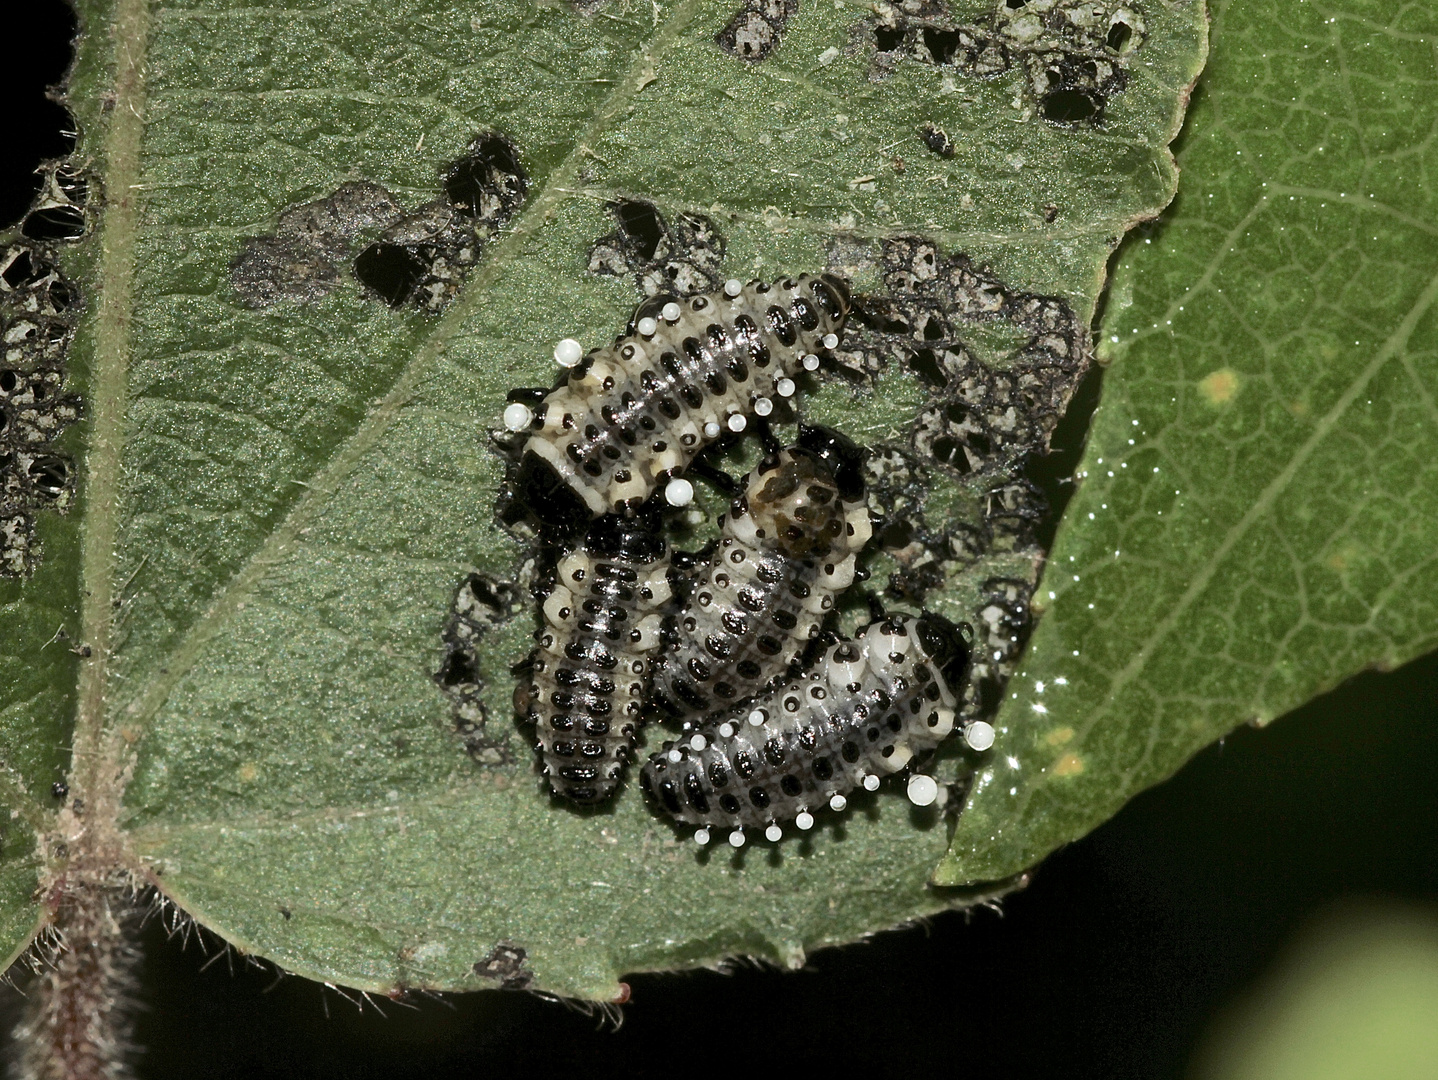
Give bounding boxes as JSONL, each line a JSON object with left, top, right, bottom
{"left": 811, "top": 273, "right": 851, "bottom": 325}
{"left": 583, "top": 512, "right": 667, "bottom": 565}
{"left": 511, "top": 450, "right": 592, "bottom": 542}
{"left": 797, "top": 423, "right": 866, "bottom": 501}
{"left": 745, "top": 448, "right": 849, "bottom": 560}
{"left": 914, "top": 611, "right": 973, "bottom": 689}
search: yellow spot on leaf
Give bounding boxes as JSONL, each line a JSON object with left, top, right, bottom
{"left": 1053, "top": 752, "right": 1085, "bottom": 777}
{"left": 1326, "top": 542, "right": 1361, "bottom": 572}
{"left": 1199, "top": 367, "right": 1240, "bottom": 405}
{"left": 238, "top": 763, "right": 259, "bottom": 783}
{"left": 1044, "top": 726, "right": 1075, "bottom": 747}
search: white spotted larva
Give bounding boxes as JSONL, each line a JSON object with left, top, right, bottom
{"left": 647, "top": 427, "right": 872, "bottom": 726}
{"left": 516, "top": 515, "right": 674, "bottom": 803}
{"left": 639, "top": 614, "right": 972, "bottom": 834}
{"left": 508, "top": 275, "right": 850, "bottom": 535}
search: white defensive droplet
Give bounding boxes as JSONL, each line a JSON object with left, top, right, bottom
{"left": 662, "top": 302, "right": 682, "bottom": 323}
{"left": 765, "top": 825, "right": 782, "bottom": 843}
{"left": 729, "top": 828, "right": 746, "bottom": 848}
{"left": 718, "top": 722, "right": 736, "bottom": 738}
{"left": 665, "top": 478, "right": 695, "bottom": 507}
{"left": 862, "top": 773, "right": 880, "bottom": 792}
{"left": 822, "top": 333, "right": 839, "bottom": 349}
{"left": 689, "top": 734, "right": 708, "bottom": 752}
{"left": 637, "top": 316, "right": 658, "bottom": 337}
{"left": 667, "top": 749, "right": 683, "bottom": 763}
{"left": 829, "top": 794, "right": 848, "bottom": 812}
{"left": 727, "top": 413, "right": 746, "bottom": 432}
{"left": 502, "top": 403, "right": 533, "bottom": 431}
{"left": 776, "top": 378, "right": 796, "bottom": 398}
{"left": 694, "top": 827, "right": 711, "bottom": 846}
{"left": 703, "top": 421, "right": 721, "bottom": 438}
{"left": 795, "top": 811, "right": 815, "bottom": 831}
{"left": 907, "top": 774, "right": 939, "bottom": 807}
{"left": 724, "top": 278, "right": 743, "bottom": 297}
{"left": 753, "top": 396, "right": 774, "bottom": 417}
{"left": 748, "top": 709, "right": 765, "bottom": 727}
{"left": 965, "top": 720, "right": 996, "bottom": 752}
{"left": 554, "top": 338, "right": 583, "bottom": 367}
{"left": 802, "top": 353, "right": 820, "bottom": 371}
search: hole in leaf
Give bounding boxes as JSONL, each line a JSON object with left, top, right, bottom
{"left": 21, "top": 205, "right": 86, "bottom": 241}
{"left": 1041, "top": 88, "right": 1099, "bottom": 124}
{"left": 353, "top": 242, "right": 428, "bottom": 307}
{"left": 922, "top": 27, "right": 964, "bottom": 64}
{"left": 615, "top": 200, "right": 666, "bottom": 262}
{"left": 874, "top": 26, "right": 904, "bottom": 51}
{"left": 1106, "top": 20, "right": 1133, "bottom": 52}
{"left": 26, "top": 454, "right": 69, "bottom": 498}
{"left": 908, "top": 349, "right": 948, "bottom": 389}
{"left": 443, "top": 133, "right": 528, "bottom": 218}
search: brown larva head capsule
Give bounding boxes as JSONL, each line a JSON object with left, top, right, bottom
{"left": 747, "top": 449, "right": 847, "bottom": 560}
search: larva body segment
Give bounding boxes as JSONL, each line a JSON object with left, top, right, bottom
{"left": 647, "top": 430, "right": 872, "bottom": 726}
{"left": 639, "top": 614, "right": 972, "bottom": 832}
{"left": 512, "top": 274, "right": 851, "bottom": 533}
{"left": 518, "top": 515, "right": 674, "bottom": 803}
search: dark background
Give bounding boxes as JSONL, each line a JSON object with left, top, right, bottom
{"left": 6, "top": 3, "right": 1437, "bottom": 1076}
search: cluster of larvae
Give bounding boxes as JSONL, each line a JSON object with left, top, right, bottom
{"left": 504, "top": 275, "right": 994, "bottom": 846}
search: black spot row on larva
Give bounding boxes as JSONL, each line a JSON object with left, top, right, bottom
{"left": 499, "top": 274, "right": 851, "bottom": 541}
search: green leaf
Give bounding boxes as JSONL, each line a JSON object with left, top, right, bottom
{"left": 939, "top": 0, "right": 1438, "bottom": 885}
{"left": 4, "top": 0, "right": 1208, "bottom": 997}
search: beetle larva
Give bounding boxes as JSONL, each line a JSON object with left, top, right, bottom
{"left": 639, "top": 613, "right": 981, "bottom": 844}
{"left": 503, "top": 274, "right": 851, "bottom": 535}
{"left": 517, "top": 514, "right": 674, "bottom": 803}
{"left": 647, "top": 425, "right": 872, "bottom": 726}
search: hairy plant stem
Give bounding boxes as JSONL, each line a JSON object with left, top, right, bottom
{"left": 10, "top": 878, "right": 140, "bottom": 1080}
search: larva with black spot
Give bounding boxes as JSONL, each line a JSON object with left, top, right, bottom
{"left": 504, "top": 274, "right": 851, "bottom": 535}
{"left": 647, "top": 425, "right": 872, "bottom": 726}
{"left": 516, "top": 515, "right": 674, "bottom": 804}
{"left": 639, "top": 614, "right": 979, "bottom": 844}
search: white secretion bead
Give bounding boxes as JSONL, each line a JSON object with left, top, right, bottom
{"left": 795, "top": 811, "right": 815, "bottom": 831}
{"left": 502, "top": 403, "right": 534, "bottom": 431}
{"left": 703, "top": 421, "right": 722, "bottom": 438}
{"left": 907, "top": 774, "right": 939, "bottom": 807}
{"left": 724, "top": 278, "right": 743, "bottom": 297}
{"left": 753, "top": 395, "right": 774, "bottom": 417}
{"left": 689, "top": 734, "right": 708, "bottom": 752}
{"left": 662, "top": 302, "right": 682, "bottom": 323}
{"left": 829, "top": 794, "right": 848, "bottom": 812}
{"left": 776, "top": 377, "right": 796, "bottom": 398}
{"left": 862, "top": 773, "right": 881, "bottom": 792}
{"left": 718, "top": 722, "right": 736, "bottom": 738}
{"left": 765, "top": 825, "right": 783, "bottom": 843}
{"left": 665, "top": 477, "right": 695, "bottom": 507}
{"left": 667, "top": 749, "right": 683, "bottom": 763}
{"left": 965, "top": 720, "right": 996, "bottom": 752}
{"left": 694, "top": 827, "right": 711, "bottom": 846}
{"left": 729, "top": 828, "right": 746, "bottom": 848}
{"left": 637, "top": 316, "right": 658, "bottom": 337}
{"left": 822, "top": 333, "right": 839, "bottom": 349}
{"left": 554, "top": 338, "right": 583, "bottom": 367}
{"left": 747, "top": 709, "right": 766, "bottom": 727}
{"left": 802, "top": 353, "right": 820, "bottom": 371}
{"left": 727, "top": 413, "right": 747, "bottom": 433}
